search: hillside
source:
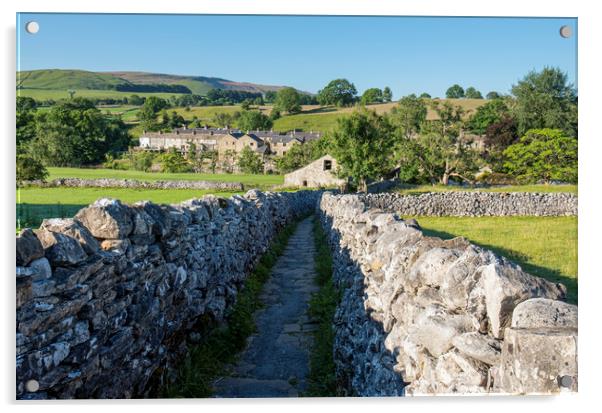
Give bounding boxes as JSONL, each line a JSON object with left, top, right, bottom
{"left": 16, "top": 69, "right": 291, "bottom": 97}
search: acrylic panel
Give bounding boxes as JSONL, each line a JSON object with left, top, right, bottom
{"left": 16, "top": 13, "right": 578, "bottom": 399}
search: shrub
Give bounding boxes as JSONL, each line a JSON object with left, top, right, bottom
{"left": 16, "top": 154, "right": 48, "bottom": 184}
{"left": 503, "top": 128, "right": 577, "bottom": 184}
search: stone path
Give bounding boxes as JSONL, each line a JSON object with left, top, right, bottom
{"left": 213, "top": 216, "right": 319, "bottom": 398}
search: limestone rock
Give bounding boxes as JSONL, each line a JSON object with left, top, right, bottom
{"left": 16, "top": 228, "right": 44, "bottom": 266}
{"left": 511, "top": 298, "right": 577, "bottom": 330}
{"left": 495, "top": 327, "right": 577, "bottom": 394}
{"left": 451, "top": 332, "right": 501, "bottom": 366}
{"left": 35, "top": 230, "right": 88, "bottom": 266}
{"left": 75, "top": 198, "right": 133, "bottom": 239}
{"left": 482, "top": 263, "right": 566, "bottom": 338}
{"left": 40, "top": 218, "right": 100, "bottom": 254}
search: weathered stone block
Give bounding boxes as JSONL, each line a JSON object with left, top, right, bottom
{"left": 40, "top": 218, "right": 100, "bottom": 254}
{"left": 511, "top": 298, "right": 577, "bottom": 330}
{"left": 16, "top": 228, "right": 45, "bottom": 266}
{"left": 495, "top": 327, "right": 578, "bottom": 394}
{"left": 482, "top": 263, "right": 566, "bottom": 338}
{"left": 36, "top": 230, "right": 88, "bottom": 266}
{"left": 75, "top": 198, "right": 133, "bottom": 239}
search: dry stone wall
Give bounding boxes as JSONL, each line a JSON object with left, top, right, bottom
{"left": 16, "top": 190, "right": 319, "bottom": 399}
{"left": 22, "top": 178, "right": 244, "bottom": 191}
{"left": 359, "top": 191, "right": 577, "bottom": 216}
{"left": 317, "top": 192, "right": 578, "bottom": 396}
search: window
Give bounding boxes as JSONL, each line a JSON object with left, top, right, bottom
{"left": 323, "top": 159, "right": 332, "bottom": 171}
{"left": 302, "top": 180, "right": 308, "bottom": 187}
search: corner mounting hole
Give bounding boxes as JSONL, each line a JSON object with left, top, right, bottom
{"left": 25, "top": 21, "right": 39, "bottom": 34}
{"left": 559, "top": 25, "right": 572, "bottom": 39}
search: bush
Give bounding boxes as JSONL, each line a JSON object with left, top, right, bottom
{"left": 503, "top": 128, "right": 577, "bottom": 184}
{"left": 16, "top": 154, "right": 48, "bottom": 184}
{"left": 160, "top": 148, "right": 193, "bottom": 173}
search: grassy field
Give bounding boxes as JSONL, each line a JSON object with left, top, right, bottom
{"left": 17, "top": 88, "right": 184, "bottom": 101}
{"left": 18, "top": 168, "right": 284, "bottom": 229}
{"left": 167, "top": 99, "right": 486, "bottom": 134}
{"left": 395, "top": 183, "right": 578, "bottom": 195}
{"left": 16, "top": 187, "right": 241, "bottom": 230}
{"left": 413, "top": 216, "right": 578, "bottom": 303}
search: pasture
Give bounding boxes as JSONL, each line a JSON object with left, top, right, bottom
{"left": 17, "top": 88, "right": 183, "bottom": 101}
{"left": 415, "top": 216, "right": 578, "bottom": 303}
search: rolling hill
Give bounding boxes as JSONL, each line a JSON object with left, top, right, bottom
{"left": 17, "top": 69, "right": 292, "bottom": 97}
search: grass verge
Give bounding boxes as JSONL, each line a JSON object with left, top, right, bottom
{"left": 304, "top": 216, "right": 340, "bottom": 397}
{"left": 162, "top": 218, "right": 300, "bottom": 398}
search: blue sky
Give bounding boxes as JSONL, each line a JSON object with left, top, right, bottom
{"left": 17, "top": 13, "right": 577, "bottom": 97}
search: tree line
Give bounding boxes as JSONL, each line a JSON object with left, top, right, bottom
{"left": 324, "top": 67, "right": 577, "bottom": 190}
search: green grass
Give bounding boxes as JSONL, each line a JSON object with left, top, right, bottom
{"left": 412, "top": 216, "right": 578, "bottom": 303}
{"left": 163, "top": 219, "right": 300, "bottom": 398}
{"left": 16, "top": 187, "right": 240, "bottom": 229}
{"left": 395, "top": 183, "right": 577, "bottom": 195}
{"left": 47, "top": 167, "right": 284, "bottom": 187}
{"left": 17, "top": 88, "right": 184, "bottom": 101}
{"left": 18, "top": 168, "right": 285, "bottom": 229}
{"left": 304, "top": 217, "right": 340, "bottom": 397}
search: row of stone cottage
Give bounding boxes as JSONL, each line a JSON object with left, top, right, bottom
{"left": 139, "top": 127, "right": 321, "bottom": 159}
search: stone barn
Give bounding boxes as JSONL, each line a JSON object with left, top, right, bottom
{"left": 284, "top": 155, "right": 347, "bottom": 188}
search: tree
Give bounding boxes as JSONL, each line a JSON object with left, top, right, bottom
{"left": 128, "top": 94, "right": 144, "bottom": 105}
{"left": 328, "top": 109, "right": 394, "bottom": 191}
{"left": 503, "top": 129, "right": 577, "bottom": 183}
{"left": 360, "top": 88, "right": 384, "bottom": 105}
{"left": 241, "top": 99, "right": 252, "bottom": 111}
{"left": 510, "top": 67, "right": 578, "bottom": 136}
{"left": 17, "top": 96, "right": 38, "bottom": 151}
{"left": 383, "top": 87, "right": 393, "bottom": 103}
{"left": 274, "top": 139, "right": 328, "bottom": 173}
{"left": 160, "top": 147, "right": 192, "bottom": 173}
{"left": 274, "top": 87, "right": 302, "bottom": 114}
{"left": 237, "top": 146, "right": 264, "bottom": 174}
{"left": 237, "top": 110, "right": 273, "bottom": 131}
{"left": 466, "top": 98, "right": 509, "bottom": 134}
{"left": 465, "top": 87, "right": 483, "bottom": 99}
{"left": 264, "top": 91, "right": 277, "bottom": 103}
{"left": 16, "top": 154, "right": 48, "bottom": 185}
{"left": 395, "top": 101, "right": 478, "bottom": 185}
{"left": 388, "top": 94, "right": 427, "bottom": 139}
{"left": 212, "top": 112, "right": 234, "bottom": 128}
{"left": 317, "top": 79, "right": 358, "bottom": 107}
{"left": 446, "top": 84, "right": 465, "bottom": 99}
{"left": 419, "top": 93, "right": 431, "bottom": 99}
{"left": 68, "top": 90, "right": 76, "bottom": 99}
{"left": 28, "top": 98, "right": 130, "bottom": 166}
{"left": 139, "top": 96, "right": 169, "bottom": 131}
{"left": 484, "top": 116, "right": 519, "bottom": 151}
{"left": 221, "top": 149, "right": 237, "bottom": 173}
{"left": 486, "top": 91, "right": 500, "bottom": 100}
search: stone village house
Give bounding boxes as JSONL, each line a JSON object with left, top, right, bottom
{"left": 283, "top": 154, "right": 347, "bottom": 189}
{"left": 138, "top": 127, "right": 321, "bottom": 172}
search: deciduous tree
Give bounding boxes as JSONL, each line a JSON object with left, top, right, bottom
{"left": 328, "top": 109, "right": 394, "bottom": 192}
{"left": 510, "top": 67, "right": 578, "bottom": 136}
{"left": 317, "top": 79, "right": 358, "bottom": 107}
{"left": 503, "top": 128, "right": 577, "bottom": 183}
{"left": 445, "top": 84, "right": 465, "bottom": 99}
{"left": 274, "top": 87, "right": 302, "bottom": 114}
